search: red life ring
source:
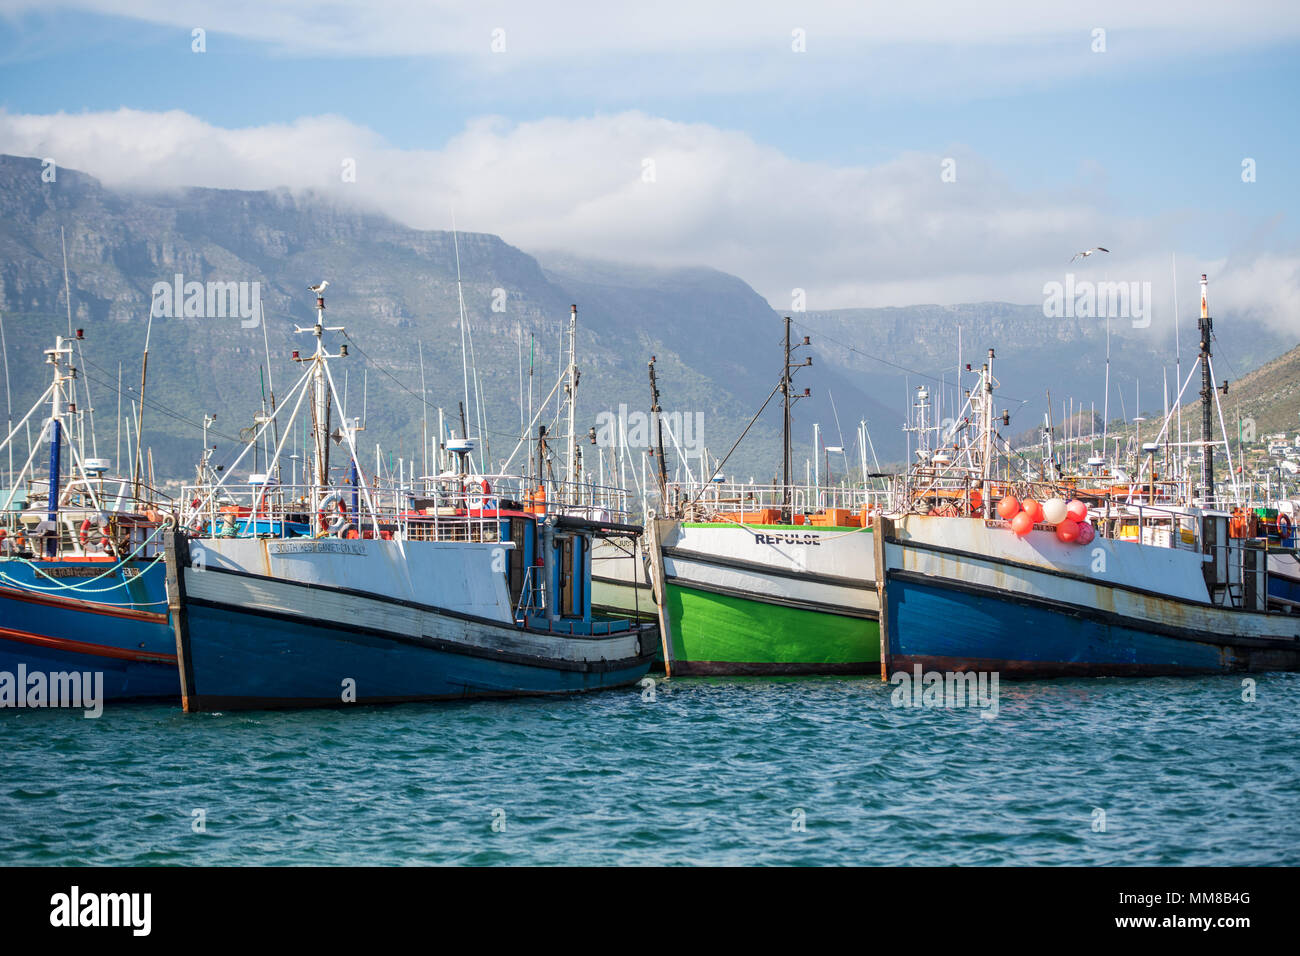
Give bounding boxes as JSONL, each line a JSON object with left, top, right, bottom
{"left": 1280, "top": 513, "right": 1294, "bottom": 540}
{"left": 78, "top": 517, "right": 110, "bottom": 550}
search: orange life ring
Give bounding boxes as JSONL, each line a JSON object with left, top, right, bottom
{"left": 1280, "top": 513, "right": 1294, "bottom": 541}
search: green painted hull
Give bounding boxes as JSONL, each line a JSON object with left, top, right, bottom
{"left": 665, "top": 582, "right": 880, "bottom": 675}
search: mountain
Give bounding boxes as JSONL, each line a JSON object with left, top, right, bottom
{"left": 1215, "top": 342, "right": 1300, "bottom": 440}
{"left": 798, "top": 302, "right": 1295, "bottom": 468}
{"left": 0, "top": 153, "right": 1294, "bottom": 491}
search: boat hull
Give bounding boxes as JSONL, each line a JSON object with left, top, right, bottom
{"left": 0, "top": 558, "right": 177, "bottom": 701}
{"left": 654, "top": 522, "right": 880, "bottom": 675}
{"left": 881, "top": 515, "right": 1300, "bottom": 678}
{"left": 167, "top": 534, "right": 656, "bottom": 711}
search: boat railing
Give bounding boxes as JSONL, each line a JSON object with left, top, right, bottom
{"left": 178, "top": 474, "right": 640, "bottom": 545}
{"left": 673, "top": 481, "right": 894, "bottom": 523}
{"left": 0, "top": 477, "right": 175, "bottom": 560}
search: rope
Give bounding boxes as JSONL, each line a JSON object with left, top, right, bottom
{"left": 1, "top": 517, "right": 171, "bottom": 593}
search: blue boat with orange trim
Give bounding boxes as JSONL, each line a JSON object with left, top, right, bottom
{"left": 0, "top": 332, "right": 178, "bottom": 701}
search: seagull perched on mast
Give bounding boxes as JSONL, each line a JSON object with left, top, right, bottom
{"left": 308, "top": 280, "right": 330, "bottom": 293}
{"left": 1070, "top": 247, "right": 1109, "bottom": 263}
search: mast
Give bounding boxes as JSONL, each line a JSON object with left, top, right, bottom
{"left": 1101, "top": 313, "right": 1111, "bottom": 468}
{"left": 296, "top": 284, "right": 343, "bottom": 489}
{"left": 419, "top": 340, "right": 428, "bottom": 477}
{"left": 779, "top": 316, "right": 812, "bottom": 521}
{"left": 1198, "top": 273, "right": 1214, "bottom": 507}
{"left": 566, "top": 304, "right": 578, "bottom": 488}
{"left": 782, "top": 316, "right": 792, "bottom": 514}
{"left": 43, "top": 336, "right": 75, "bottom": 557}
{"left": 648, "top": 356, "right": 668, "bottom": 502}
{"left": 0, "top": 312, "right": 12, "bottom": 489}
{"left": 980, "top": 349, "right": 994, "bottom": 492}
{"left": 132, "top": 304, "right": 154, "bottom": 501}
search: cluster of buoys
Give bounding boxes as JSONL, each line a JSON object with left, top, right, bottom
{"left": 997, "top": 495, "right": 1094, "bottom": 544}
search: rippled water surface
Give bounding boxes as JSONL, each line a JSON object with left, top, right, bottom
{"left": 3, "top": 674, "right": 1298, "bottom": 865}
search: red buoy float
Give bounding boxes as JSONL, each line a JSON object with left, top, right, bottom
{"left": 997, "top": 495, "right": 1021, "bottom": 520}
{"left": 1011, "top": 511, "right": 1034, "bottom": 536}
{"left": 1022, "top": 499, "right": 1044, "bottom": 525}
{"left": 1055, "top": 518, "right": 1079, "bottom": 543}
{"left": 1076, "top": 521, "right": 1095, "bottom": 545}
{"left": 1066, "top": 499, "right": 1088, "bottom": 524}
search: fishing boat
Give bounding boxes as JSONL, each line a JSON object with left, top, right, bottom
{"left": 0, "top": 333, "right": 176, "bottom": 701}
{"left": 645, "top": 322, "right": 890, "bottom": 676}
{"left": 165, "top": 285, "right": 658, "bottom": 711}
{"left": 877, "top": 277, "right": 1300, "bottom": 677}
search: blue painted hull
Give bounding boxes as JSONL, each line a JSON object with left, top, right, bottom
{"left": 0, "top": 558, "right": 178, "bottom": 700}
{"left": 887, "top": 573, "right": 1242, "bottom": 677}
{"left": 177, "top": 596, "right": 654, "bottom": 710}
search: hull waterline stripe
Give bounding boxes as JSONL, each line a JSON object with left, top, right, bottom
{"left": 664, "top": 575, "right": 878, "bottom": 620}
{"left": 662, "top": 547, "right": 875, "bottom": 591}
{"left": 0, "top": 624, "right": 177, "bottom": 664}
{"left": 887, "top": 533, "right": 1258, "bottom": 613}
{"left": 187, "top": 561, "right": 646, "bottom": 641}
{"left": 185, "top": 594, "right": 656, "bottom": 674}
{"left": 0, "top": 582, "right": 167, "bottom": 624}
{"left": 886, "top": 568, "right": 1300, "bottom": 650}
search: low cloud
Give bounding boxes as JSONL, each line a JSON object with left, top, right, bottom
{"left": 3, "top": 106, "right": 1296, "bottom": 335}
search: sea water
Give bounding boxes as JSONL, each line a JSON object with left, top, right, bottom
{"left": 2, "top": 674, "right": 1297, "bottom": 865}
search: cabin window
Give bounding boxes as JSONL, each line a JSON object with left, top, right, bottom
{"left": 558, "top": 535, "right": 578, "bottom": 618}
{"left": 507, "top": 518, "right": 527, "bottom": 609}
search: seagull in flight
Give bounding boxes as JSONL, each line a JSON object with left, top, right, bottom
{"left": 1070, "top": 247, "right": 1109, "bottom": 263}
{"left": 308, "top": 280, "right": 330, "bottom": 293}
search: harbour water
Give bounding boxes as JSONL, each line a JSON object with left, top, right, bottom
{"left": 3, "top": 674, "right": 1298, "bottom": 866}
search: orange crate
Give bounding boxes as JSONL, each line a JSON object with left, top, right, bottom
{"left": 715, "top": 508, "right": 782, "bottom": 525}
{"left": 809, "top": 508, "right": 857, "bottom": 527}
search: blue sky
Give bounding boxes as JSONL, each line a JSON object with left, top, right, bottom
{"left": 1, "top": 2, "right": 1297, "bottom": 323}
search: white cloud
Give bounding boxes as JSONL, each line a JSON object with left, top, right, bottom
{"left": 2, "top": 106, "right": 1296, "bottom": 335}
{"left": 5, "top": 2, "right": 1300, "bottom": 101}
{"left": 11, "top": 1, "right": 1300, "bottom": 56}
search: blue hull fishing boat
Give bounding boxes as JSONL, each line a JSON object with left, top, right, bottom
{"left": 166, "top": 285, "right": 656, "bottom": 711}
{"left": 0, "top": 333, "right": 177, "bottom": 701}
{"left": 166, "top": 520, "right": 655, "bottom": 709}
{"left": 875, "top": 282, "right": 1300, "bottom": 678}
{"left": 0, "top": 559, "right": 174, "bottom": 700}
{"left": 878, "top": 510, "right": 1300, "bottom": 676}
